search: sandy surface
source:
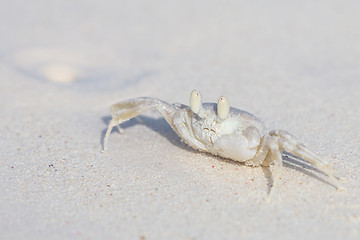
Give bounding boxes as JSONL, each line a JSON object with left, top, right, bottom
{"left": 1, "top": 1, "right": 360, "bottom": 239}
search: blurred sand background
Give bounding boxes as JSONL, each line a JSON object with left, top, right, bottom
{"left": 1, "top": 0, "right": 360, "bottom": 239}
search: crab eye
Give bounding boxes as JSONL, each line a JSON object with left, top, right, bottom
{"left": 217, "top": 96, "right": 230, "bottom": 120}
{"left": 190, "top": 90, "right": 201, "bottom": 114}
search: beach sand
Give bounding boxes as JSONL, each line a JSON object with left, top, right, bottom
{"left": 1, "top": 1, "right": 360, "bottom": 239}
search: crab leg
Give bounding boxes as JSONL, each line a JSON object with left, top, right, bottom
{"left": 103, "top": 97, "right": 177, "bottom": 152}
{"left": 265, "top": 135, "right": 284, "bottom": 193}
{"left": 270, "top": 129, "right": 341, "bottom": 189}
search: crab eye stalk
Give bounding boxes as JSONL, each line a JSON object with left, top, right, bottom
{"left": 217, "top": 96, "right": 230, "bottom": 120}
{"left": 190, "top": 90, "right": 202, "bottom": 114}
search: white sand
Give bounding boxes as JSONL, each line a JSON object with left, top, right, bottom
{"left": 1, "top": 1, "right": 360, "bottom": 239}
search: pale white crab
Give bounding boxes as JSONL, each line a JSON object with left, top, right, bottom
{"left": 103, "top": 90, "right": 340, "bottom": 189}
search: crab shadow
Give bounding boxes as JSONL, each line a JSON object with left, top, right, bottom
{"left": 101, "top": 115, "right": 337, "bottom": 191}
{"left": 101, "top": 115, "right": 197, "bottom": 153}
{"left": 214, "top": 153, "right": 337, "bottom": 193}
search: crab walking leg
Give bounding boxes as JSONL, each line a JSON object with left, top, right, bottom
{"left": 266, "top": 135, "right": 284, "bottom": 192}
{"left": 270, "top": 130, "right": 341, "bottom": 189}
{"left": 103, "top": 97, "right": 178, "bottom": 152}
{"left": 103, "top": 119, "right": 117, "bottom": 152}
{"left": 279, "top": 139, "right": 341, "bottom": 188}
{"left": 270, "top": 130, "right": 339, "bottom": 177}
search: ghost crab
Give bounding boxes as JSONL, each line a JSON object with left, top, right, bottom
{"left": 103, "top": 90, "right": 341, "bottom": 190}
